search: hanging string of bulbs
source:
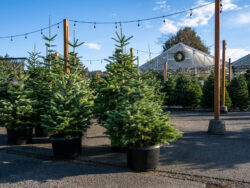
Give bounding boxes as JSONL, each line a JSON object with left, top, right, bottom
{"left": 0, "top": 1, "right": 214, "bottom": 41}
{"left": 69, "top": 2, "right": 214, "bottom": 29}
{"left": 3, "top": 21, "right": 63, "bottom": 41}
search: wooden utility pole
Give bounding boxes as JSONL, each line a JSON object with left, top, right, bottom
{"left": 130, "top": 48, "right": 134, "bottom": 59}
{"left": 164, "top": 62, "right": 168, "bottom": 82}
{"left": 214, "top": 0, "right": 221, "bottom": 120}
{"left": 63, "top": 19, "right": 70, "bottom": 74}
{"left": 228, "top": 58, "right": 231, "bottom": 84}
{"left": 221, "top": 40, "right": 226, "bottom": 106}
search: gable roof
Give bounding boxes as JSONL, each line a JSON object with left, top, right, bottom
{"left": 232, "top": 54, "right": 250, "bottom": 68}
{"left": 140, "top": 43, "right": 217, "bottom": 71}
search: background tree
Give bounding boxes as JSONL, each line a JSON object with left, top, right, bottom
{"left": 229, "top": 75, "right": 249, "bottom": 111}
{"left": 161, "top": 27, "right": 209, "bottom": 53}
{"left": 201, "top": 72, "right": 231, "bottom": 109}
{"left": 161, "top": 76, "right": 176, "bottom": 106}
{"left": 173, "top": 74, "right": 202, "bottom": 109}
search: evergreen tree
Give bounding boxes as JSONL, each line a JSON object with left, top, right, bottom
{"left": 173, "top": 74, "right": 202, "bottom": 108}
{"left": 96, "top": 30, "right": 181, "bottom": 147}
{"left": 229, "top": 75, "right": 249, "bottom": 111}
{"left": 0, "top": 70, "right": 35, "bottom": 130}
{"left": 161, "top": 76, "right": 176, "bottom": 106}
{"left": 201, "top": 72, "right": 231, "bottom": 108}
{"left": 161, "top": 27, "right": 209, "bottom": 53}
{"left": 40, "top": 38, "right": 94, "bottom": 136}
{"left": 245, "top": 68, "right": 250, "bottom": 103}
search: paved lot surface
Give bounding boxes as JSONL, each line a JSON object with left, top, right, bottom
{"left": 0, "top": 150, "right": 204, "bottom": 188}
{"left": 0, "top": 111, "right": 250, "bottom": 187}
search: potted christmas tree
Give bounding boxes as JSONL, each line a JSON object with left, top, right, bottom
{"left": 96, "top": 30, "right": 182, "bottom": 170}
{"left": 0, "top": 70, "right": 35, "bottom": 145}
{"left": 41, "top": 39, "right": 94, "bottom": 158}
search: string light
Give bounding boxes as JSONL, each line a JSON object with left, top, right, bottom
{"left": 220, "top": 0, "right": 223, "bottom": 13}
{"left": 163, "top": 16, "right": 166, "bottom": 24}
{"left": 115, "top": 22, "right": 118, "bottom": 29}
{"left": 57, "top": 23, "right": 60, "bottom": 29}
{"left": 74, "top": 21, "right": 76, "bottom": 27}
{"left": 190, "top": 9, "right": 193, "bottom": 17}
{"left": 11, "top": 36, "right": 13, "bottom": 42}
{"left": 0, "top": 2, "right": 214, "bottom": 40}
{"left": 25, "top": 34, "right": 27, "bottom": 39}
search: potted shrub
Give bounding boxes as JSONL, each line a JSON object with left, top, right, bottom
{"left": 41, "top": 39, "right": 94, "bottom": 158}
{"left": 104, "top": 78, "right": 182, "bottom": 171}
{"left": 0, "top": 71, "right": 35, "bottom": 145}
{"left": 41, "top": 73, "right": 93, "bottom": 158}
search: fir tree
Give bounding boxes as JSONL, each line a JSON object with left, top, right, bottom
{"left": 96, "top": 30, "right": 181, "bottom": 147}
{"left": 201, "top": 72, "right": 231, "bottom": 109}
{"left": 230, "top": 75, "right": 249, "bottom": 111}
{"left": 161, "top": 76, "right": 176, "bottom": 106}
{"left": 173, "top": 74, "right": 202, "bottom": 109}
{"left": 0, "top": 70, "right": 35, "bottom": 130}
{"left": 40, "top": 38, "right": 94, "bottom": 136}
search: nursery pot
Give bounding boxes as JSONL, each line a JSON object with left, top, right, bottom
{"left": 127, "top": 145, "right": 160, "bottom": 171}
{"left": 35, "top": 125, "right": 48, "bottom": 137}
{"left": 7, "top": 127, "right": 33, "bottom": 145}
{"left": 50, "top": 133, "right": 82, "bottom": 159}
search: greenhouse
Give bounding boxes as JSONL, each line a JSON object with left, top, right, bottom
{"left": 140, "top": 42, "right": 229, "bottom": 79}
{"left": 232, "top": 53, "right": 250, "bottom": 75}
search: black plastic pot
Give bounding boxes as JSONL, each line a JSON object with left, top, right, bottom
{"left": 127, "top": 145, "right": 160, "bottom": 171}
{"left": 50, "top": 133, "right": 82, "bottom": 159}
{"left": 7, "top": 127, "right": 33, "bottom": 145}
{"left": 35, "top": 126, "right": 48, "bottom": 137}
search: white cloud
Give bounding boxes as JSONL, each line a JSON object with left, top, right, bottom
{"left": 159, "top": 19, "right": 179, "bottom": 34}
{"left": 84, "top": 43, "right": 101, "bottom": 50}
{"left": 153, "top": 1, "right": 169, "bottom": 11}
{"left": 226, "top": 48, "right": 250, "bottom": 61}
{"left": 222, "top": 0, "right": 239, "bottom": 11}
{"left": 234, "top": 12, "right": 250, "bottom": 24}
{"left": 178, "top": 0, "right": 239, "bottom": 28}
{"left": 178, "top": 0, "right": 214, "bottom": 27}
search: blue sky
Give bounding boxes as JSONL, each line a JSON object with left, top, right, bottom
{"left": 0, "top": 0, "right": 250, "bottom": 71}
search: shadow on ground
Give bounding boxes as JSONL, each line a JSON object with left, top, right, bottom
{"left": 160, "top": 128, "right": 250, "bottom": 170}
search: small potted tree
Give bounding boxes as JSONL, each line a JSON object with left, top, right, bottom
{"left": 41, "top": 39, "right": 94, "bottom": 158}
{"left": 104, "top": 78, "right": 182, "bottom": 171}
{"left": 0, "top": 71, "right": 35, "bottom": 145}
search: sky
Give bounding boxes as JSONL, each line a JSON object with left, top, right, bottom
{"left": 0, "top": 0, "right": 250, "bottom": 71}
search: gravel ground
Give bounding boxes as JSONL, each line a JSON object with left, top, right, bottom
{"left": 0, "top": 151, "right": 204, "bottom": 188}
{"left": 0, "top": 111, "right": 250, "bottom": 188}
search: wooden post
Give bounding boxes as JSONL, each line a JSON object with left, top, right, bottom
{"left": 55, "top": 52, "right": 59, "bottom": 66}
{"left": 164, "top": 62, "right": 168, "bottom": 82}
{"left": 228, "top": 58, "right": 231, "bottom": 84}
{"left": 130, "top": 48, "right": 134, "bottom": 59}
{"left": 221, "top": 40, "right": 226, "bottom": 106}
{"left": 63, "top": 19, "right": 70, "bottom": 74}
{"left": 214, "top": 0, "right": 221, "bottom": 120}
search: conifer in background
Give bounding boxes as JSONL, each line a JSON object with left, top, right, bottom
{"left": 245, "top": 68, "right": 250, "bottom": 103}
{"left": 173, "top": 74, "right": 202, "bottom": 109}
{"left": 229, "top": 75, "right": 249, "bottom": 111}
{"left": 201, "top": 72, "right": 231, "bottom": 109}
{"left": 161, "top": 76, "right": 176, "bottom": 106}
